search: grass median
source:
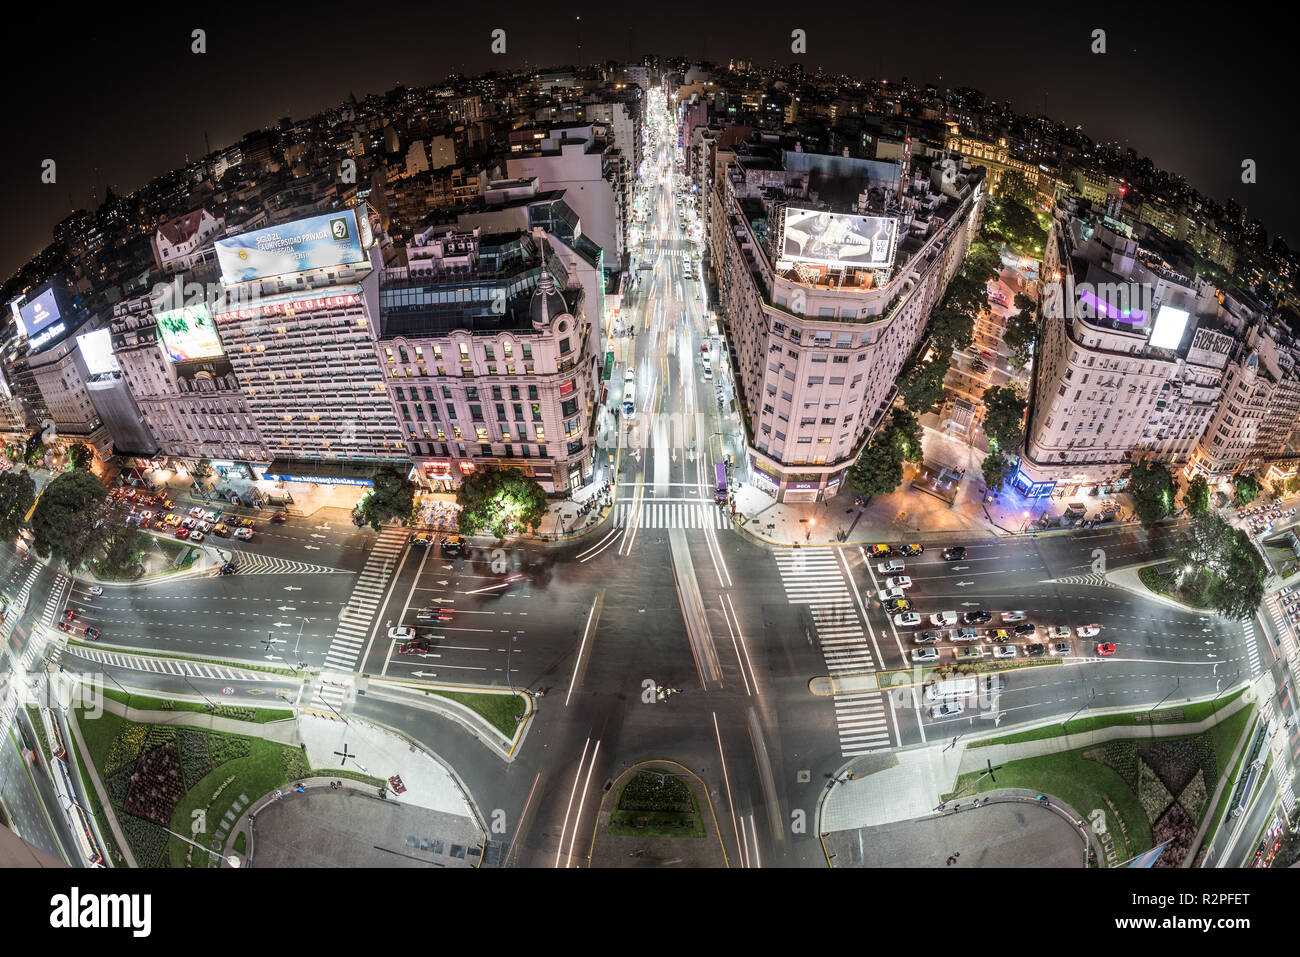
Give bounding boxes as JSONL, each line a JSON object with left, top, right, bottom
{"left": 426, "top": 688, "right": 528, "bottom": 738}
{"left": 98, "top": 687, "right": 292, "bottom": 723}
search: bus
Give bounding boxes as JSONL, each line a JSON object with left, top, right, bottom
{"left": 622, "top": 381, "right": 636, "bottom": 418}
{"left": 714, "top": 462, "right": 728, "bottom": 503}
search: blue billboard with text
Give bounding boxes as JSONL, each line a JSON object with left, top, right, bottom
{"left": 215, "top": 210, "right": 366, "bottom": 284}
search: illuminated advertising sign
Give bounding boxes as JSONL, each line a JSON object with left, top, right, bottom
{"left": 20, "top": 288, "right": 61, "bottom": 337}
{"left": 213, "top": 293, "right": 360, "bottom": 322}
{"left": 262, "top": 473, "right": 374, "bottom": 487}
{"left": 778, "top": 208, "right": 899, "bottom": 270}
{"left": 155, "top": 304, "right": 225, "bottom": 362}
{"left": 215, "top": 210, "right": 366, "bottom": 284}
{"left": 1149, "top": 305, "right": 1191, "bottom": 350}
{"left": 77, "top": 329, "right": 120, "bottom": 376}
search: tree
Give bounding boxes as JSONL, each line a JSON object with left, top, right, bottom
{"left": 190, "top": 459, "right": 214, "bottom": 481}
{"left": 70, "top": 443, "right": 95, "bottom": 470}
{"left": 23, "top": 431, "right": 47, "bottom": 468}
{"left": 982, "top": 452, "right": 1011, "bottom": 493}
{"left": 1233, "top": 472, "right": 1260, "bottom": 506}
{"left": 928, "top": 306, "right": 974, "bottom": 354}
{"left": 1286, "top": 474, "right": 1300, "bottom": 496}
{"left": 847, "top": 431, "right": 905, "bottom": 498}
{"left": 897, "top": 356, "right": 949, "bottom": 413}
{"left": 1172, "top": 513, "right": 1267, "bottom": 620}
{"left": 94, "top": 524, "right": 146, "bottom": 579}
{"left": 29, "top": 469, "right": 109, "bottom": 571}
{"left": 887, "top": 408, "right": 924, "bottom": 464}
{"left": 981, "top": 385, "right": 1027, "bottom": 453}
{"left": 455, "top": 467, "right": 548, "bottom": 537}
{"left": 1182, "top": 474, "right": 1211, "bottom": 517}
{"left": 997, "top": 169, "right": 1037, "bottom": 208}
{"left": 356, "top": 466, "right": 416, "bottom": 531}
{"left": 1124, "top": 460, "right": 1175, "bottom": 528}
{"left": 0, "top": 470, "right": 36, "bottom": 543}
{"left": 1003, "top": 293, "right": 1040, "bottom": 368}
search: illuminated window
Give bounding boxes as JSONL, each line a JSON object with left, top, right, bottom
{"left": 459, "top": 343, "right": 470, "bottom": 360}
{"left": 535, "top": 427, "right": 546, "bottom": 441}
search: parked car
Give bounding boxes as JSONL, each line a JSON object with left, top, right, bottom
{"left": 1077, "top": 624, "right": 1102, "bottom": 638}
{"left": 893, "top": 612, "right": 922, "bottom": 627}
{"left": 1097, "top": 642, "right": 1117, "bottom": 656}
{"left": 930, "top": 702, "right": 964, "bottom": 718}
{"left": 956, "top": 646, "right": 986, "bottom": 660}
{"left": 1047, "top": 625, "right": 1071, "bottom": 639}
{"left": 1050, "top": 642, "right": 1072, "bottom": 656}
{"left": 993, "top": 645, "right": 1017, "bottom": 659}
{"left": 896, "top": 544, "right": 924, "bottom": 556}
{"left": 189, "top": 531, "right": 205, "bottom": 543}
{"left": 868, "top": 544, "right": 891, "bottom": 556}
{"left": 1025, "top": 643, "right": 1046, "bottom": 657}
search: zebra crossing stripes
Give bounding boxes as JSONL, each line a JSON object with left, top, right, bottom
{"left": 613, "top": 502, "right": 727, "bottom": 529}
{"left": 40, "top": 574, "right": 69, "bottom": 628}
{"left": 322, "top": 526, "right": 408, "bottom": 671}
{"left": 1242, "top": 619, "right": 1262, "bottom": 679}
{"left": 217, "top": 548, "right": 347, "bottom": 577}
{"left": 773, "top": 551, "right": 893, "bottom": 756}
{"left": 63, "top": 646, "right": 278, "bottom": 681}
{"left": 833, "top": 692, "right": 893, "bottom": 754}
{"left": 1266, "top": 594, "right": 1298, "bottom": 663}
{"left": 1047, "top": 572, "right": 1112, "bottom": 588}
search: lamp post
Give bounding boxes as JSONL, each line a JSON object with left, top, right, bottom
{"left": 1148, "top": 676, "right": 1180, "bottom": 736}
{"left": 807, "top": 518, "right": 815, "bottom": 542}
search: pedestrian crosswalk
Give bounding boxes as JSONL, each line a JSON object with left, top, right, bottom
{"left": 613, "top": 502, "right": 728, "bottom": 529}
{"left": 1264, "top": 594, "right": 1297, "bottom": 662}
{"left": 217, "top": 548, "right": 347, "bottom": 577}
{"left": 1242, "top": 619, "right": 1262, "bottom": 679}
{"left": 307, "top": 673, "right": 353, "bottom": 718}
{"left": 773, "top": 550, "right": 892, "bottom": 755}
{"left": 40, "top": 574, "right": 69, "bottom": 629}
{"left": 64, "top": 646, "right": 279, "bottom": 681}
{"left": 322, "top": 526, "right": 408, "bottom": 672}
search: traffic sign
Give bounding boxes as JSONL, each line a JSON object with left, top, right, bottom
{"left": 221, "top": 687, "right": 235, "bottom": 696}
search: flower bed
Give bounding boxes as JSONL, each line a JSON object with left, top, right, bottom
{"left": 1152, "top": 802, "right": 1196, "bottom": 867}
{"left": 1137, "top": 758, "right": 1174, "bottom": 823}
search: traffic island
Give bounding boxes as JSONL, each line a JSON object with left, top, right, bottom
{"left": 587, "top": 761, "right": 729, "bottom": 867}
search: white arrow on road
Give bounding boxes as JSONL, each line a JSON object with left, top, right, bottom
{"left": 316, "top": 523, "right": 330, "bottom": 530}
{"left": 438, "top": 580, "right": 449, "bottom": 586}
{"left": 960, "top": 601, "right": 981, "bottom": 607}
{"left": 284, "top": 586, "right": 302, "bottom": 592}
{"left": 304, "top": 545, "right": 320, "bottom": 551}
{"left": 277, "top": 606, "right": 296, "bottom": 612}
{"left": 272, "top": 622, "right": 292, "bottom": 628}
{"left": 955, "top": 581, "right": 975, "bottom": 587}
{"left": 311, "top": 534, "right": 327, "bottom": 539}
{"left": 410, "top": 671, "right": 438, "bottom": 678}
{"left": 951, "top": 565, "right": 969, "bottom": 571}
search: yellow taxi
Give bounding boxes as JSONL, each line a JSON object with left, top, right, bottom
{"left": 164, "top": 513, "right": 181, "bottom": 527}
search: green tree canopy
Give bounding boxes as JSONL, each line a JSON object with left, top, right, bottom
{"left": 30, "top": 469, "right": 109, "bottom": 571}
{"left": 455, "top": 467, "right": 548, "bottom": 537}
{"left": 1124, "top": 460, "right": 1175, "bottom": 528}
{"left": 997, "top": 169, "right": 1037, "bottom": 207}
{"left": 1233, "top": 472, "right": 1260, "bottom": 506}
{"left": 69, "top": 443, "right": 96, "bottom": 470}
{"left": 356, "top": 466, "right": 416, "bottom": 531}
{"left": 981, "top": 385, "right": 1027, "bottom": 453}
{"left": 1182, "top": 474, "right": 1211, "bottom": 517}
{"left": 897, "top": 355, "right": 950, "bottom": 413}
{"left": 0, "top": 470, "right": 36, "bottom": 543}
{"left": 981, "top": 452, "right": 1012, "bottom": 493}
{"left": 846, "top": 431, "right": 904, "bottom": 498}
{"left": 1172, "top": 512, "right": 1267, "bottom": 620}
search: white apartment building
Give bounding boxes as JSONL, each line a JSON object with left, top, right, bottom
{"left": 712, "top": 142, "right": 985, "bottom": 501}
{"left": 375, "top": 227, "right": 600, "bottom": 493}
{"left": 151, "top": 209, "right": 224, "bottom": 274}
{"left": 110, "top": 293, "right": 269, "bottom": 472}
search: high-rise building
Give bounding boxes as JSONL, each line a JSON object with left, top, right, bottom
{"left": 711, "top": 141, "right": 986, "bottom": 501}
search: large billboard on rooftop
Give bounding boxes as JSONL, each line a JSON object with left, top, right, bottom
{"left": 778, "top": 207, "right": 899, "bottom": 270}
{"left": 215, "top": 210, "right": 366, "bottom": 284}
{"left": 155, "top": 304, "right": 225, "bottom": 362}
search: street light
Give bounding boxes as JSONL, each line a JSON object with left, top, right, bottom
{"left": 807, "top": 518, "right": 815, "bottom": 542}
{"left": 1148, "top": 676, "right": 1181, "bottom": 736}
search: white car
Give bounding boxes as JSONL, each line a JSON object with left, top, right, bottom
{"left": 993, "top": 645, "right": 1017, "bottom": 659}
{"left": 89, "top": 585, "right": 104, "bottom": 597}
{"left": 878, "top": 587, "right": 906, "bottom": 603}
{"left": 930, "top": 702, "right": 964, "bottom": 718}
{"left": 189, "top": 531, "right": 205, "bottom": 543}
{"left": 1047, "top": 625, "right": 1071, "bottom": 639}
{"left": 1001, "top": 611, "right": 1027, "bottom": 622}
{"left": 235, "top": 528, "right": 254, "bottom": 541}
{"left": 893, "top": 612, "right": 922, "bottom": 627}
{"left": 1076, "top": 624, "right": 1102, "bottom": 638}
{"left": 912, "top": 647, "right": 941, "bottom": 663}
{"left": 878, "top": 559, "right": 905, "bottom": 574}
{"left": 930, "top": 611, "right": 959, "bottom": 627}
{"left": 189, "top": 507, "right": 204, "bottom": 518}
{"left": 886, "top": 576, "right": 913, "bottom": 590}
{"left": 1049, "top": 641, "right": 1072, "bottom": 656}
{"left": 388, "top": 626, "right": 416, "bottom": 641}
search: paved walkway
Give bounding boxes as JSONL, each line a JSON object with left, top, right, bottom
{"left": 65, "top": 707, "right": 138, "bottom": 868}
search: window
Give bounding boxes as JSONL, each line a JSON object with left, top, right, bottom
{"left": 528, "top": 385, "right": 539, "bottom": 400}
{"left": 821, "top": 417, "right": 835, "bottom": 425}
{"left": 559, "top": 337, "right": 571, "bottom": 355}
{"left": 531, "top": 403, "right": 542, "bottom": 421}
{"left": 522, "top": 343, "right": 533, "bottom": 360}
{"left": 513, "top": 403, "right": 523, "bottom": 420}
{"left": 484, "top": 345, "right": 495, "bottom": 361}
{"left": 836, "top": 332, "right": 853, "bottom": 348}
{"left": 496, "top": 403, "right": 506, "bottom": 420}
{"left": 470, "top": 405, "right": 483, "bottom": 421}
{"left": 466, "top": 386, "right": 479, "bottom": 401}
{"left": 833, "top": 355, "right": 849, "bottom": 364}
{"left": 801, "top": 417, "right": 816, "bottom": 426}
{"left": 808, "top": 377, "right": 824, "bottom": 386}
{"left": 812, "top": 354, "right": 828, "bottom": 363}
{"left": 459, "top": 343, "right": 470, "bottom": 360}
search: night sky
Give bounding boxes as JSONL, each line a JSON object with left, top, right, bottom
{"left": 5, "top": 2, "right": 1293, "bottom": 282}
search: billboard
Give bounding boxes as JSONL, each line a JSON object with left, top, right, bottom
{"left": 155, "top": 304, "right": 225, "bottom": 362}
{"left": 77, "top": 329, "right": 120, "bottom": 376}
{"left": 20, "top": 288, "right": 62, "bottom": 338}
{"left": 215, "top": 210, "right": 366, "bottom": 284}
{"left": 1149, "top": 305, "right": 1191, "bottom": 350}
{"left": 778, "top": 208, "right": 899, "bottom": 270}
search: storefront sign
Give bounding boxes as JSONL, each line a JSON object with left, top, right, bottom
{"left": 789, "top": 481, "right": 821, "bottom": 491}
{"left": 262, "top": 473, "right": 373, "bottom": 487}
{"left": 214, "top": 293, "right": 360, "bottom": 322}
